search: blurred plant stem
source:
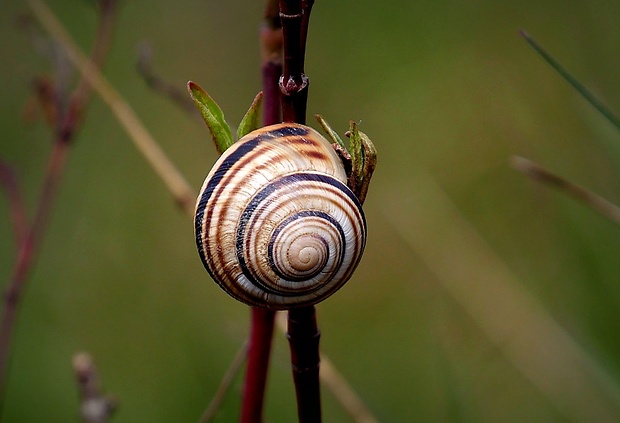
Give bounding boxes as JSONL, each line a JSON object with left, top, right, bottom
{"left": 0, "top": 0, "right": 118, "bottom": 415}
{"left": 28, "top": 1, "right": 377, "bottom": 421}
{"left": 136, "top": 42, "right": 200, "bottom": 119}
{"left": 512, "top": 156, "right": 620, "bottom": 225}
{"left": 73, "top": 352, "right": 117, "bottom": 423}
{"left": 199, "top": 342, "right": 248, "bottom": 423}
{"left": 0, "top": 162, "right": 27, "bottom": 249}
{"left": 517, "top": 31, "right": 620, "bottom": 226}
{"left": 27, "top": 0, "right": 196, "bottom": 215}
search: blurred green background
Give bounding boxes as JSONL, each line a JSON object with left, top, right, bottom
{"left": 2, "top": 0, "right": 620, "bottom": 421}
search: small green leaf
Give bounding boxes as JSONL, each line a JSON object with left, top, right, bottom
{"left": 348, "top": 121, "right": 377, "bottom": 204}
{"left": 237, "top": 92, "right": 263, "bottom": 140}
{"left": 187, "top": 81, "right": 233, "bottom": 154}
{"left": 315, "top": 114, "right": 347, "bottom": 151}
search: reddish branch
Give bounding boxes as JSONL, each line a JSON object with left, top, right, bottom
{"left": 240, "top": 308, "right": 276, "bottom": 422}
{"left": 259, "top": 4, "right": 283, "bottom": 125}
{"left": 238, "top": 2, "right": 282, "bottom": 422}
{"left": 0, "top": 162, "right": 27, "bottom": 248}
{"left": 0, "top": 0, "right": 118, "bottom": 413}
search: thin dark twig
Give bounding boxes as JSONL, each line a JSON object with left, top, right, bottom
{"left": 512, "top": 156, "right": 620, "bottom": 225}
{"left": 136, "top": 43, "right": 200, "bottom": 118}
{"left": 280, "top": 0, "right": 303, "bottom": 85}
{"left": 278, "top": 0, "right": 308, "bottom": 123}
{"left": 274, "top": 313, "right": 378, "bottom": 423}
{"left": 200, "top": 341, "right": 249, "bottom": 423}
{"left": 287, "top": 306, "right": 321, "bottom": 423}
{"left": 299, "top": 0, "right": 314, "bottom": 66}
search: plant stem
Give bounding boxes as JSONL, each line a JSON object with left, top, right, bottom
{"left": 287, "top": 306, "right": 321, "bottom": 423}
{"left": 238, "top": 4, "right": 281, "bottom": 421}
{"left": 274, "top": 313, "right": 378, "bottom": 423}
{"left": 261, "top": 52, "right": 282, "bottom": 125}
{"left": 200, "top": 341, "right": 248, "bottom": 423}
{"left": 278, "top": 1, "right": 322, "bottom": 421}
{"left": 0, "top": 134, "right": 70, "bottom": 414}
{"left": 299, "top": 0, "right": 314, "bottom": 64}
{"left": 240, "top": 309, "right": 276, "bottom": 423}
{"left": 511, "top": 156, "right": 620, "bottom": 225}
{"left": 278, "top": 0, "right": 308, "bottom": 123}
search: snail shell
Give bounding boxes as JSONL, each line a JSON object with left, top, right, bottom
{"left": 195, "top": 123, "right": 366, "bottom": 309}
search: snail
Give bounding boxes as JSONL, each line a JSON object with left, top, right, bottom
{"left": 194, "top": 123, "right": 367, "bottom": 309}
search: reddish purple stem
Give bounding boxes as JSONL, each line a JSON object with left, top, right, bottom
{"left": 238, "top": 4, "right": 282, "bottom": 420}
{"left": 240, "top": 308, "right": 276, "bottom": 423}
{"left": 0, "top": 162, "right": 27, "bottom": 248}
{"left": 0, "top": 140, "right": 70, "bottom": 413}
{"left": 262, "top": 61, "right": 283, "bottom": 125}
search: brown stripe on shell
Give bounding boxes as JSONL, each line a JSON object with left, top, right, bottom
{"left": 302, "top": 151, "right": 328, "bottom": 161}
{"left": 206, "top": 139, "right": 317, "bottom": 290}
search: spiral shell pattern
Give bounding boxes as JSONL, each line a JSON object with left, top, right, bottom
{"left": 195, "top": 123, "right": 366, "bottom": 309}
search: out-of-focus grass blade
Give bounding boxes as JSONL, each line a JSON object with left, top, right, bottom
{"left": 512, "top": 156, "right": 620, "bottom": 225}
{"left": 520, "top": 30, "right": 620, "bottom": 132}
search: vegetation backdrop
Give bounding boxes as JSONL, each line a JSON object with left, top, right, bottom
{"left": 1, "top": 0, "right": 620, "bottom": 421}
